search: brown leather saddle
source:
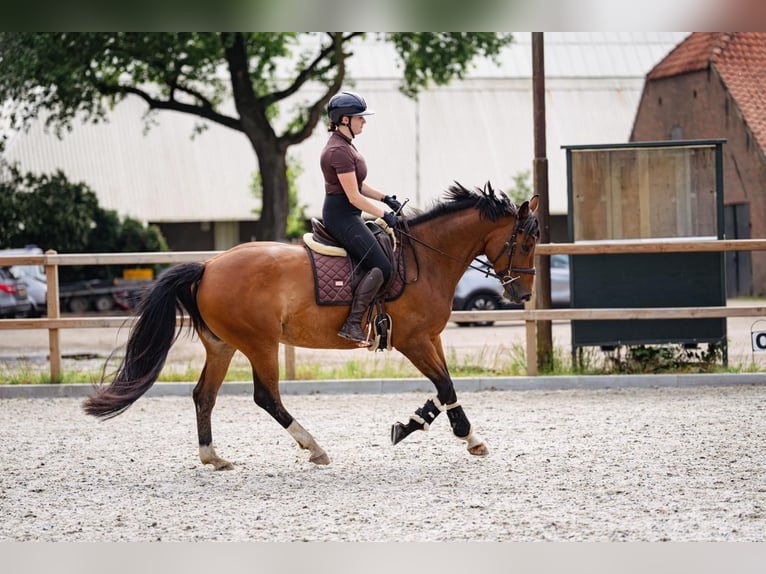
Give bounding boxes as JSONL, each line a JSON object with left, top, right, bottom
{"left": 303, "top": 218, "right": 405, "bottom": 307}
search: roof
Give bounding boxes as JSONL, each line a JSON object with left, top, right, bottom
{"left": 343, "top": 32, "right": 689, "bottom": 80}
{"left": 647, "top": 32, "right": 766, "bottom": 152}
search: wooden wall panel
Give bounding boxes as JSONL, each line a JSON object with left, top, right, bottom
{"left": 570, "top": 145, "right": 718, "bottom": 240}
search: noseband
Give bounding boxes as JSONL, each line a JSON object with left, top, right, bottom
{"left": 489, "top": 215, "right": 536, "bottom": 286}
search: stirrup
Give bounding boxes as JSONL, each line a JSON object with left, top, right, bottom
{"left": 369, "top": 312, "right": 392, "bottom": 352}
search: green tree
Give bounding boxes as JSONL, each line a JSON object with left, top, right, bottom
{"left": 6, "top": 169, "right": 101, "bottom": 252}
{"left": 505, "top": 170, "right": 533, "bottom": 205}
{"left": 0, "top": 166, "right": 168, "bottom": 282}
{"left": 0, "top": 32, "right": 513, "bottom": 241}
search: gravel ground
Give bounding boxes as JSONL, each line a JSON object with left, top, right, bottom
{"left": 1, "top": 384, "right": 765, "bottom": 542}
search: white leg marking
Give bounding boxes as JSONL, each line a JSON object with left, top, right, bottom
{"left": 199, "top": 444, "right": 234, "bottom": 470}
{"left": 287, "top": 420, "right": 330, "bottom": 465}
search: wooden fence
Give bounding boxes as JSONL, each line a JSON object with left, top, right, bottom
{"left": 2, "top": 238, "right": 766, "bottom": 379}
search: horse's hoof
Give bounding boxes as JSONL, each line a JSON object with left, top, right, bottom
{"left": 468, "top": 443, "right": 489, "bottom": 457}
{"left": 213, "top": 460, "right": 235, "bottom": 471}
{"left": 310, "top": 452, "right": 331, "bottom": 465}
{"left": 391, "top": 422, "right": 407, "bottom": 445}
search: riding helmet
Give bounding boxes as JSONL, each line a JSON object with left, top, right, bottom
{"left": 327, "top": 91, "right": 375, "bottom": 125}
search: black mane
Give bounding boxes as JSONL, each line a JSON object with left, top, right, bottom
{"left": 408, "top": 181, "right": 518, "bottom": 226}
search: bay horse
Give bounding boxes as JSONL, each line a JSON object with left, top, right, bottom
{"left": 83, "top": 182, "right": 540, "bottom": 470}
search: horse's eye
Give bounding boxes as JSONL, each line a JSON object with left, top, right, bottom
{"left": 522, "top": 244, "right": 532, "bottom": 254}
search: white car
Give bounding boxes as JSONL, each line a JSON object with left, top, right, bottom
{"left": 452, "top": 254, "right": 570, "bottom": 327}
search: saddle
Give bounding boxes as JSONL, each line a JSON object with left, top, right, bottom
{"left": 303, "top": 218, "right": 405, "bottom": 350}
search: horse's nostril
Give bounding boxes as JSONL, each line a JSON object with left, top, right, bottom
{"left": 520, "top": 293, "right": 531, "bottom": 302}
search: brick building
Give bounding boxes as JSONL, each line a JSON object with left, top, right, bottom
{"left": 631, "top": 32, "right": 766, "bottom": 297}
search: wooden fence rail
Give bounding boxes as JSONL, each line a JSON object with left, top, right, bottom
{"left": 2, "top": 238, "right": 765, "bottom": 380}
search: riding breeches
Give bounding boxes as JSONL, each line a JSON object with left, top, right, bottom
{"left": 322, "top": 195, "right": 392, "bottom": 282}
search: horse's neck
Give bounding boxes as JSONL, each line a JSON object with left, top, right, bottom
{"left": 410, "top": 212, "right": 489, "bottom": 271}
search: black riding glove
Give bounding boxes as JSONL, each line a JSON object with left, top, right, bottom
{"left": 383, "top": 195, "right": 403, "bottom": 213}
{"left": 382, "top": 211, "right": 398, "bottom": 228}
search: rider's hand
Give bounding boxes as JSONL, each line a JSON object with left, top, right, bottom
{"left": 382, "top": 211, "right": 398, "bottom": 228}
{"left": 383, "top": 195, "right": 403, "bottom": 213}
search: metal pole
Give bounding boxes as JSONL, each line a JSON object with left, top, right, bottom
{"left": 532, "top": 32, "right": 553, "bottom": 372}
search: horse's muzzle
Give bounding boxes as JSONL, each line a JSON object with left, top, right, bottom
{"left": 504, "top": 280, "right": 533, "bottom": 304}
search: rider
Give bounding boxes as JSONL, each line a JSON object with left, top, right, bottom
{"left": 320, "top": 90, "right": 402, "bottom": 347}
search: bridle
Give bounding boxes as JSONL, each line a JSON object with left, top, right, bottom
{"left": 396, "top": 213, "right": 537, "bottom": 285}
{"left": 488, "top": 214, "right": 537, "bottom": 286}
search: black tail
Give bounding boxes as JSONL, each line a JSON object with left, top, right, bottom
{"left": 82, "top": 262, "right": 206, "bottom": 419}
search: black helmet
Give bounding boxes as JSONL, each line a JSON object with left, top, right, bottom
{"left": 327, "top": 91, "right": 375, "bottom": 125}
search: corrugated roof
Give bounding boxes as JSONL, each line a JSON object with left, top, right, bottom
{"left": 647, "top": 32, "right": 766, "bottom": 154}
{"left": 341, "top": 32, "right": 689, "bottom": 80}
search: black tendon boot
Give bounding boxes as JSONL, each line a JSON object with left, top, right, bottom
{"left": 338, "top": 267, "right": 384, "bottom": 346}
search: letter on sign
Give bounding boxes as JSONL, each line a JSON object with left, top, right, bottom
{"left": 752, "top": 330, "right": 766, "bottom": 352}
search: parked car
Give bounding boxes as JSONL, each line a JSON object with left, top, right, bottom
{"left": 1, "top": 246, "right": 47, "bottom": 316}
{"left": 0, "top": 267, "right": 32, "bottom": 318}
{"left": 452, "top": 254, "right": 570, "bottom": 327}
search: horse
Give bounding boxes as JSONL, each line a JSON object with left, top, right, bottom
{"left": 83, "top": 182, "right": 540, "bottom": 470}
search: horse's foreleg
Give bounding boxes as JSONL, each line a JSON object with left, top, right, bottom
{"left": 445, "top": 402, "right": 488, "bottom": 456}
{"left": 394, "top": 336, "right": 488, "bottom": 456}
{"left": 194, "top": 335, "right": 236, "bottom": 470}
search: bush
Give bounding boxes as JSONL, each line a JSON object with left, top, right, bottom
{"left": 0, "top": 163, "right": 168, "bottom": 282}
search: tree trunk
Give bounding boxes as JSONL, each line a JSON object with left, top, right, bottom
{"left": 223, "top": 32, "right": 290, "bottom": 243}
{"left": 253, "top": 145, "right": 289, "bottom": 242}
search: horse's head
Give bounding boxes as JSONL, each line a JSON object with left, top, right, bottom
{"left": 485, "top": 195, "right": 540, "bottom": 304}
{"left": 407, "top": 182, "right": 540, "bottom": 305}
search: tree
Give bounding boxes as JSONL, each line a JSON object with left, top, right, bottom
{"left": 251, "top": 154, "right": 308, "bottom": 240}
{"left": 0, "top": 32, "right": 513, "bottom": 241}
{"left": 1, "top": 167, "right": 101, "bottom": 252}
{"left": 0, "top": 165, "right": 168, "bottom": 282}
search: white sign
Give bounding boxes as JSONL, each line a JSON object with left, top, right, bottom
{"left": 752, "top": 330, "right": 766, "bottom": 352}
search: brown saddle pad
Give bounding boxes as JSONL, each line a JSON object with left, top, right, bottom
{"left": 305, "top": 223, "right": 405, "bottom": 306}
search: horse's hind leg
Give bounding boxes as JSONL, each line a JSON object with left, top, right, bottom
{"left": 193, "top": 331, "right": 237, "bottom": 470}
{"left": 245, "top": 344, "right": 330, "bottom": 466}
{"left": 394, "top": 335, "right": 488, "bottom": 456}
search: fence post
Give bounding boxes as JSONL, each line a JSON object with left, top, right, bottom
{"left": 525, "top": 319, "right": 538, "bottom": 376}
{"left": 284, "top": 345, "right": 296, "bottom": 380}
{"left": 44, "top": 250, "right": 62, "bottom": 382}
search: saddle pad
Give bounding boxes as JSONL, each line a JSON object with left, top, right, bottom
{"left": 305, "top": 247, "right": 405, "bottom": 306}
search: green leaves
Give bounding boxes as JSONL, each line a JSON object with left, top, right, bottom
{"left": 387, "top": 33, "right": 514, "bottom": 97}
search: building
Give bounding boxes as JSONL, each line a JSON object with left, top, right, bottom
{"left": 3, "top": 33, "right": 688, "bottom": 250}
{"left": 630, "top": 32, "right": 766, "bottom": 296}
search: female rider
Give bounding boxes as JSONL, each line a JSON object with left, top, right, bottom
{"left": 320, "top": 91, "right": 401, "bottom": 346}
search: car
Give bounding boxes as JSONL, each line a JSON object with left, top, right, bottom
{"left": 0, "top": 266, "right": 33, "bottom": 318}
{"left": 452, "top": 254, "right": 570, "bottom": 327}
{"left": 0, "top": 246, "right": 47, "bottom": 316}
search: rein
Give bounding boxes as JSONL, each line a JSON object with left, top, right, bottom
{"left": 395, "top": 214, "right": 536, "bottom": 285}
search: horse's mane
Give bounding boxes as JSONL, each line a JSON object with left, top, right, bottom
{"left": 408, "top": 181, "right": 519, "bottom": 226}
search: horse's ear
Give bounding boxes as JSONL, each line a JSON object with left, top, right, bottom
{"left": 518, "top": 195, "right": 539, "bottom": 219}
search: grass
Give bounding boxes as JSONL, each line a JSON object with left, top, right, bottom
{"left": 1, "top": 341, "right": 762, "bottom": 385}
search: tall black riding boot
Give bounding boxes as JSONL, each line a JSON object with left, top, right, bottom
{"left": 338, "top": 268, "right": 384, "bottom": 346}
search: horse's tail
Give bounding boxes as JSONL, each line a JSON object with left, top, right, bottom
{"left": 82, "top": 262, "right": 207, "bottom": 420}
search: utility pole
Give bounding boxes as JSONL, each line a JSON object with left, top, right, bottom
{"left": 532, "top": 32, "right": 553, "bottom": 371}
